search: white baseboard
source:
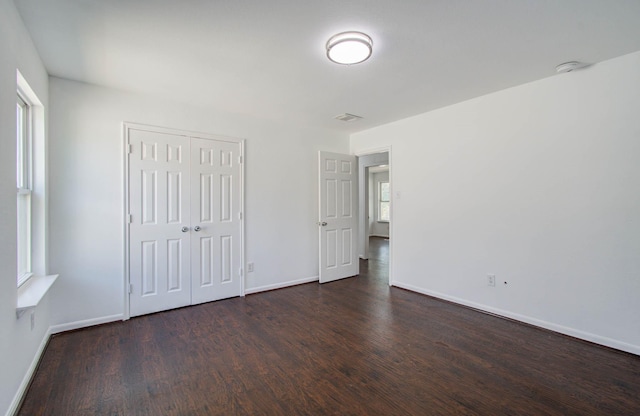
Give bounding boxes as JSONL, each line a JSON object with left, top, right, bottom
{"left": 50, "top": 313, "right": 124, "bottom": 335}
{"left": 6, "top": 327, "right": 51, "bottom": 416}
{"left": 245, "top": 276, "right": 319, "bottom": 295}
{"left": 391, "top": 281, "right": 640, "bottom": 356}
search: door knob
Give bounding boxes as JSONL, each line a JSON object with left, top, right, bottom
{"left": 181, "top": 226, "right": 189, "bottom": 232}
{"left": 194, "top": 226, "right": 201, "bottom": 232}
{"left": 318, "top": 222, "right": 328, "bottom": 226}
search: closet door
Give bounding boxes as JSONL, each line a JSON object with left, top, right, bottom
{"left": 129, "top": 129, "right": 191, "bottom": 317}
{"left": 190, "top": 138, "right": 242, "bottom": 304}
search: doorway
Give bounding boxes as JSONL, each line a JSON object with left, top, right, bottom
{"left": 357, "top": 149, "right": 392, "bottom": 285}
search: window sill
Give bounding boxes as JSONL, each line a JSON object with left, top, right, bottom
{"left": 377, "top": 220, "right": 389, "bottom": 223}
{"left": 16, "top": 274, "right": 58, "bottom": 318}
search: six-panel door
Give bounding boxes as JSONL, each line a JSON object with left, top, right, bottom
{"left": 318, "top": 151, "right": 359, "bottom": 283}
{"left": 129, "top": 129, "right": 192, "bottom": 317}
{"left": 128, "top": 128, "right": 241, "bottom": 317}
{"left": 190, "top": 137, "right": 242, "bottom": 304}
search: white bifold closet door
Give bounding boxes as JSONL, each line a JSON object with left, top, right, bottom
{"left": 128, "top": 128, "right": 242, "bottom": 318}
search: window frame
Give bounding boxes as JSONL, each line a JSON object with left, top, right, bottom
{"left": 17, "top": 91, "right": 33, "bottom": 287}
{"left": 378, "top": 180, "right": 390, "bottom": 222}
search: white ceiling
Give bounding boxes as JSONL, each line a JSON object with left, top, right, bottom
{"left": 14, "top": 0, "right": 640, "bottom": 133}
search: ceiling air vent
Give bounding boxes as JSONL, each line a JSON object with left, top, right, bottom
{"left": 334, "top": 113, "right": 363, "bottom": 122}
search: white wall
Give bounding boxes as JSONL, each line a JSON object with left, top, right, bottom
{"left": 47, "top": 77, "right": 349, "bottom": 329}
{"left": 369, "top": 171, "right": 389, "bottom": 237}
{"left": 351, "top": 51, "right": 640, "bottom": 355}
{"left": 0, "top": 1, "right": 51, "bottom": 415}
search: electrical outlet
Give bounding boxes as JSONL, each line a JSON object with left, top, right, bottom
{"left": 487, "top": 274, "right": 496, "bottom": 287}
{"left": 247, "top": 262, "right": 254, "bottom": 273}
{"left": 30, "top": 311, "right": 35, "bottom": 330}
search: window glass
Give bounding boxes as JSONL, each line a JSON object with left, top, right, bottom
{"left": 17, "top": 93, "right": 32, "bottom": 286}
{"left": 379, "top": 181, "right": 390, "bottom": 222}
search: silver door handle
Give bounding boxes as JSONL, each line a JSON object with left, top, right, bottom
{"left": 181, "top": 226, "right": 189, "bottom": 232}
{"left": 318, "top": 222, "right": 327, "bottom": 226}
{"left": 194, "top": 226, "right": 201, "bottom": 232}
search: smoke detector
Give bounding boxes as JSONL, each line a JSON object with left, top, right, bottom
{"left": 334, "top": 113, "right": 363, "bottom": 122}
{"left": 555, "top": 61, "right": 588, "bottom": 73}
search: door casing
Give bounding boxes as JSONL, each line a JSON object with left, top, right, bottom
{"left": 123, "top": 122, "right": 245, "bottom": 320}
{"left": 356, "top": 146, "right": 393, "bottom": 286}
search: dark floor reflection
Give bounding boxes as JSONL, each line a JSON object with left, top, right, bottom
{"left": 362, "top": 237, "right": 388, "bottom": 282}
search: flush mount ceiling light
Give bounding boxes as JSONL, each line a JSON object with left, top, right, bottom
{"left": 326, "top": 31, "right": 373, "bottom": 65}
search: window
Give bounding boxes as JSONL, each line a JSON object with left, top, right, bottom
{"left": 378, "top": 181, "right": 390, "bottom": 222}
{"left": 15, "top": 71, "right": 56, "bottom": 314}
{"left": 17, "top": 93, "right": 32, "bottom": 286}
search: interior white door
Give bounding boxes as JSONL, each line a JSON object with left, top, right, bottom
{"left": 128, "top": 127, "right": 243, "bottom": 317}
{"left": 190, "top": 137, "right": 242, "bottom": 304}
{"left": 318, "top": 151, "right": 359, "bottom": 283}
{"left": 129, "top": 129, "right": 191, "bottom": 317}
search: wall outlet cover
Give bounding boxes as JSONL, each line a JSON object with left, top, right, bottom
{"left": 487, "top": 274, "right": 496, "bottom": 287}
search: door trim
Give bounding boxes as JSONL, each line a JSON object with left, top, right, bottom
{"left": 122, "top": 122, "right": 245, "bottom": 320}
{"left": 355, "top": 146, "right": 393, "bottom": 286}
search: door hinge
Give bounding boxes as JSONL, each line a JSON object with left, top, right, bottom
{"left": 238, "top": 155, "right": 243, "bottom": 164}
{"left": 127, "top": 214, "right": 132, "bottom": 224}
{"left": 128, "top": 283, "right": 133, "bottom": 294}
{"left": 127, "top": 144, "right": 133, "bottom": 154}
{"left": 239, "top": 267, "right": 244, "bottom": 277}
{"left": 238, "top": 212, "right": 243, "bottom": 220}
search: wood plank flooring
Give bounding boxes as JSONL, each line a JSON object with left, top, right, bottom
{"left": 19, "top": 238, "right": 640, "bottom": 415}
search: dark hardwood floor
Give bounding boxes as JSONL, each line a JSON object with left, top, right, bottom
{"left": 19, "top": 237, "right": 640, "bottom": 415}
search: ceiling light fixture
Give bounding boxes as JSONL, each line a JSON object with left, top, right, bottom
{"left": 326, "top": 31, "right": 373, "bottom": 65}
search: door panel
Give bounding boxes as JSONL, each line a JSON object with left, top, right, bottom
{"left": 140, "top": 240, "right": 157, "bottom": 295}
{"left": 199, "top": 236, "right": 214, "bottom": 286}
{"left": 129, "top": 129, "right": 191, "bottom": 317}
{"left": 342, "top": 228, "right": 353, "bottom": 265}
{"left": 319, "top": 151, "right": 359, "bottom": 283}
{"left": 190, "top": 138, "right": 242, "bottom": 304}
{"left": 167, "top": 239, "right": 183, "bottom": 291}
{"left": 167, "top": 172, "right": 182, "bottom": 223}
